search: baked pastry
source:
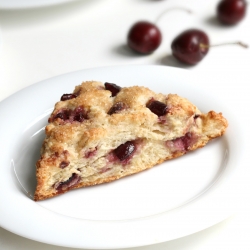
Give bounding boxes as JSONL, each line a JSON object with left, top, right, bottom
{"left": 34, "top": 81, "right": 228, "bottom": 201}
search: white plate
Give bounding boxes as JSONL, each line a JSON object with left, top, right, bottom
{"left": 0, "top": 26, "right": 1, "bottom": 42}
{"left": 0, "top": 65, "right": 244, "bottom": 249}
{"left": 0, "top": 0, "right": 75, "bottom": 9}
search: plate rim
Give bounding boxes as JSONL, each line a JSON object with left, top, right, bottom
{"left": 0, "top": 0, "right": 76, "bottom": 9}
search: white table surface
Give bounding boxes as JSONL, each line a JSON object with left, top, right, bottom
{"left": 0, "top": 0, "right": 250, "bottom": 249}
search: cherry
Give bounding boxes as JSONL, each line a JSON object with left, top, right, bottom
{"left": 85, "top": 147, "right": 97, "bottom": 158}
{"left": 171, "top": 29, "right": 209, "bottom": 65}
{"left": 54, "top": 110, "right": 70, "bottom": 121}
{"left": 104, "top": 82, "right": 122, "bottom": 97}
{"left": 146, "top": 100, "right": 168, "bottom": 116}
{"left": 179, "top": 132, "right": 194, "bottom": 151}
{"left": 108, "top": 102, "right": 127, "bottom": 115}
{"left": 171, "top": 28, "right": 248, "bottom": 64}
{"left": 217, "top": 0, "right": 247, "bottom": 25}
{"left": 55, "top": 173, "right": 81, "bottom": 192}
{"left": 127, "top": 21, "right": 162, "bottom": 54}
{"left": 72, "top": 106, "right": 86, "bottom": 122}
{"left": 114, "top": 141, "right": 136, "bottom": 161}
{"left": 60, "top": 93, "right": 77, "bottom": 101}
{"left": 169, "top": 132, "right": 196, "bottom": 152}
{"left": 51, "top": 106, "right": 87, "bottom": 123}
{"left": 127, "top": 7, "right": 192, "bottom": 54}
{"left": 59, "top": 161, "right": 70, "bottom": 169}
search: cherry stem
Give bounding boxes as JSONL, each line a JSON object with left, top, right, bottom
{"left": 155, "top": 7, "right": 193, "bottom": 24}
{"left": 200, "top": 41, "right": 249, "bottom": 49}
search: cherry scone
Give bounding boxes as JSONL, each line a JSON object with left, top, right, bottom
{"left": 34, "top": 81, "right": 228, "bottom": 201}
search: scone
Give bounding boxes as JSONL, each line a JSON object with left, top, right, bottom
{"left": 34, "top": 81, "right": 228, "bottom": 201}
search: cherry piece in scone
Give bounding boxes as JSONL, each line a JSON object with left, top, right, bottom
{"left": 108, "top": 102, "right": 127, "bottom": 115}
{"left": 72, "top": 106, "right": 86, "bottom": 122}
{"left": 60, "top": 93, "right": 77, "bottom": 101}
{"left": 217, "top": 0, "right": 247, "bottom": 25}
{"left": 59, "top": 161, "right": 70, "bottom": 169}
{"left": 127, "top": 21, "right": 162, "bottom": 54}
{"left": 114, "top": 141, "right": 136, "bottom": 162}
{"left": 54, "top": 109, "right": 70, "bottom": 121}
{"left": 171, "top": 29, "right": 209, "bottom": 65}
{"left": 55, "top": 173, "right": 81, "bottom": 192}
{"left": 51, "top": 106, "right": 87, "bottom": 123}
{"left": 104, "top": 82, "right": 122, "bottom": 97}
{"left": 168, "top": 132, "right": 196, "bottom": 152}
{"left": 180, "top": 132, "right": 194, "bottom": 150}
{"left": 85, "top": 147, "right": 97, "bottom": 158}
{"left": 147, "top": 100, "right": 168, "bottom": 117}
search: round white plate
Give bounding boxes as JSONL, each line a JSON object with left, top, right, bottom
{"left": 0, "top": 65, "right": 244, "bottom": 249}
{"left": 0, "top": 0, "right": 75, "bottom": 9}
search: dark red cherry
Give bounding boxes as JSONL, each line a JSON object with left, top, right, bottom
{"left": 104, "top": 82, "right": 122, "bottom": 97}
{"left": 114, "top": 141, "right": 136, "bottom": 161}
{"left": 147, "top": 100, "right": 168, "bottom": 116}
{"left": 85, "top": 147, "right": 97, "bottom": 158}
{"left": 59, "top": 161, "right": 70, "bottom": 169}
{"left": 127, "top": 21, "right": 162, "bottom": 54}
{"left": 108, "top": 102, "right": 127, "bottom": 115}
{"left": 73, "top": 107, "right": 86, "bottom": 122}
{"left": 171, "top": 29, "right": 209, "bottom": 65}
{"left": 55, "top": 173, "right": 81, "bottom": 192}
{"left": 60, "top": 93, "right": 77, "bottom": 101}
{"left": 180, "top": 132, "right": 194, "bottom": 150}
{"left": 217, "top": 0, "right": 247, "bottom": 25}
{"left": 171, "top": 132, "right": 195, "bottom": 151}
{"left": 54, "top": 110, "right": 70, "bottom": 121}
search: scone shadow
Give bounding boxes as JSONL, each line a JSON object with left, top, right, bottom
{"left": 12, "top": 126, "right": 46, "bottom": 200}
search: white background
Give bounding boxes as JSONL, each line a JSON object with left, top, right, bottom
{"left": 0, "top": 0, "right": 250, "bottom": 249}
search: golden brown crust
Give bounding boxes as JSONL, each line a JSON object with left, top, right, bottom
{"left": 34, "top": 81, "right": 228, "bottom": 201}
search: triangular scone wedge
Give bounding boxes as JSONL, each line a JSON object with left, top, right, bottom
{"left": 34, "top": 81, "right": 228, "bottom": 201}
